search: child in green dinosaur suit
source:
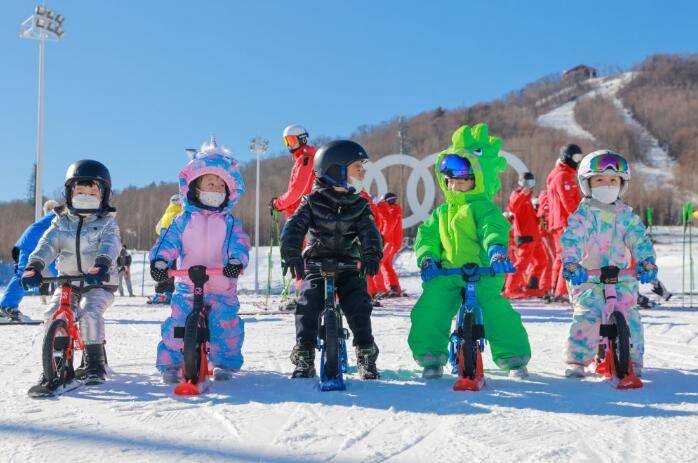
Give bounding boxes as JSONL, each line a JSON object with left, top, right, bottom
{"left": 408, "top": 124, "right": 532, "bottom": 379}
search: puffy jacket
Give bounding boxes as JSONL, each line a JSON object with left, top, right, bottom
{"left": 378, "top": 201, "right": 403, "bottom": 249}
{"left": 155, "top": 202, "right": 183, "bottom": 235}
{"left": 116, "top": 249, "right": 132, "bottom": 269}
{"left": 281, "top": 184, "right": 382, "bottom": 264}
{"left": 274, "top": 144, "right": 316, "bottom": 216}
{"left": 28, "top": 210, "right": 122, "bottom": 284}
{"left": 545, "top": 161, "right": 581, "bottom": 231}
{"left": 415, "top": 124, "right": 510, "bottom": 268}
{"left": 507, "top": 187, "right": 540, "bottom": 241}
{"left": 150, "top": 149, "right": 250, "bottom": 294}
{"left": 561, "top": 198, "right": 654, "bottom": 277}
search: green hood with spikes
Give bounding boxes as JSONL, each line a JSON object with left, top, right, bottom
{"left": 416, "top": 124, "right": 510, "bottom": 268}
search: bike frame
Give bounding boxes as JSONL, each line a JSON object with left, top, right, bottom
{"left": 307, "top": 259, "right": 356, "bottom": 391}
{"left": 585, "top": 266, "right": 642, "bottom": 389}
{"left": 43, "top": 276, "right": 89, "bottom": 362}
{"left": 168, "top": 266, "right": 222, "bottom": 396}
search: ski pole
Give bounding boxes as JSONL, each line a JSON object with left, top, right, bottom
{"left": 682, "top": 203, "right": 688, "bottom": 306}
{"left": 274, "top": 211, "right": 290, "bottom": 302}
{"left": 689, "top": 203, "right": 694, "bottom": 308}
{"left": 266, "top": 210, "right": 277, "bottom": 305}
{"left": 141, "top": 251, "right": 147, "bottom": 297}
{"left": 646, "top": 207, "right": 653, "bottom": 242}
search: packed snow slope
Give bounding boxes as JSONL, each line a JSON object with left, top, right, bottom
{"left": 1, "top": 227, "right": 697, "bottom": 462}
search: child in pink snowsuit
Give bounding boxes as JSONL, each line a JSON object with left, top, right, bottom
{"left": 560, "top": 150, "right": 656, "bottom": 378}
{"left": 150, "top": 142, "right": 250, "bottom": 383}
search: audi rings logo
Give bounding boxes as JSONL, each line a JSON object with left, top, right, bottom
{"left": 364, "top": 151, "right": 528, "bottom": 228}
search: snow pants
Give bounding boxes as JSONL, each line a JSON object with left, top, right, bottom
{"left": 295, "top": 269, "right": 374, "bottom": 347}
{"left": 409, "top": 273, "right": 531, "bottom": 370}
{"left": 379, "top": 244, "right": 401, "bottom": 292}
{"left": 565, "top": 279, "right": 644, "bottom": 367}
{"left": 44, "top": 287, "right": 114, "bottom": 344}
{"left": 157, "top": 284, "right": 244, "bottom": 372}
{"left": 550, "top": 228, "right": 568, "bottom": 297}
{"left": 118, "top": 268, "right": 133, "bottom": 297}
{"left": 0, "top": 250, "right": 29, "bottom": 308}
{"left": 539, "top": 235, "right": 554, "bottom": 293}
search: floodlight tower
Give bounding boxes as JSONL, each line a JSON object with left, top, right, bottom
{"left": 249, "top": 136, "right": 270, "bottom": 294}
{"left": 20, "top": 6, "right": 65, "bottom": 220}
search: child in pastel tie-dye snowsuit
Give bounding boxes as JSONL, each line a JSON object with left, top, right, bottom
{"left": 150, "top": 143, "right": 250, "bottom": 380}
{"left": 560, "top": 156, "right": 654, "bottom": 372}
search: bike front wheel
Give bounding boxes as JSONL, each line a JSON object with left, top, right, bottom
{"left": 322, "top": 310, "right": 341, "bottom": 379}
{"left": 459, "top": 312, "right": 477, "bottom": 379}
{"left": 609, "top": 311, "right": 631, "bottom": 379}
{"left": 182, "top": 312, "right": 203, "bottom": 383}
{"left": 42, "top": 318, "right": 73, "bottom": 386}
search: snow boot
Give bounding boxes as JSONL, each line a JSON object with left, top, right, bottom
{"left": 508, "top": 366, "right": 529, "bottom": 379}
{"left": 162, "top": 367, "right": 181, "bottom": 384}
{"left": 290, "top": 344, "right": 316, "bottom": 378}
{"left": 1, "top": 307, "right": 24, "bottom": 322}
{"left": 75, "top": 344, "right": 107, "bottom": 380}
{"left": 371, "top": 298, "right": 382, "bottom": 307}
{"left": 213, "top": 367, "right": 235, "bottom": 381}
{"left": 356, "top": 343, "right": 380, "bottom": 380}
{"left": 422, "top": 365, "right": 444, "bottom": 379}
{"left": 83, "top": 344, "right": 107, "bottom": 386}
{"left": 637, "top": 294, "right": 654, "bottom": 309}
{"left": 281, "top": 299, "right": 298, "bottom": 312}
{"left": 28, "top": 374, "right": 61, "bottom": 397}
{"left": 565, "top": 364, "right": 585, "bottom": 378}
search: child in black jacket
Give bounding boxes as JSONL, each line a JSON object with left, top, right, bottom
{"left": 281, "top": 140, "right": 383, "bottom": 380}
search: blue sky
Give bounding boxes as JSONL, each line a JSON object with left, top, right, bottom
{"left": 1, "top": 0, "right": 696, "bottom": 201}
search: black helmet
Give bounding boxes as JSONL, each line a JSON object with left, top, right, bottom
{"left": 382, "top": 192, "right": 398, "bottom": 204}
{"left": 560, "top": 144, "right": 583, "bottom": 169}
{"left": 314, "top": 140, "right": 369, "bottom": 188}
{"left": 64, "top": 159, "right": 114, "bottom": 213}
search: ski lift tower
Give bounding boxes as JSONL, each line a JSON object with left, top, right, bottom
{"left": 20, "top": 6, "right": 65, "bottom": 220}
{"left": 249, "top": 136, "right": 269, "bottom": 294}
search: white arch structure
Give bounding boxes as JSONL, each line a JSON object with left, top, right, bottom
{"left": 364, "top": 151, "right": 528, "bottom": 228}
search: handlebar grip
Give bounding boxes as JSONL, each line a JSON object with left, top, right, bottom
{"left": 168, "top": 268, "right": 223, "bottom": 277}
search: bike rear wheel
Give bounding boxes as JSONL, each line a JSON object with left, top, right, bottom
{"left": 609, "top": 311, "right": 631, "bottom": 379}
{"left": 182, "top": 312, "right": 203, "bottom": 383}
{"left": 42, "top": 318, "right": 73, "bottom": 386}
{"left": 322, "top": 310, "right": 340, "bottom": 379}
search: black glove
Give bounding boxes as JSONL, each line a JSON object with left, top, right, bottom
{"left": 362, "top": 258, "right": 380, "bottom": 277}
{"left": 223, "top": 259, "right": 244, "bottom": 278}
{"left": 150, "top": 259, "right": 169, "bottom": 282}
{"left": 283, "top": 257, "right": 305, "bottom": 280}
{"left": 85, "top": 265, "right": 109, "bottom": 285}
{"left": 270, "top": 197, "right": 278, "bottom": 215}
{"left": 21, "top": 266, "right": 43, "bottom": 290}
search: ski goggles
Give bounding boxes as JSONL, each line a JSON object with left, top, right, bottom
{"left": 439, "top": 154, "right": 475, "bottom": 179}
{"left": 589, "top": 152, "right": 629, "bottom": 174}
{"left": 283, "top": 134, "right": 307, "bottom": 150}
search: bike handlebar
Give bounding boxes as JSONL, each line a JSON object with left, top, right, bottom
{"left": 436, "top": 265, "right": 514, "bottom": 277}
{"left": 42, "top": 275, "right": 90, "bottom": 283}
{"left": 168, "top": 268, "right": 223, "bottom": 277}
{"left": 586, "top": 268, "right": 636, "bottom": 277}
{"left": 305, "top": 260, "right": 359, "bottom": 271}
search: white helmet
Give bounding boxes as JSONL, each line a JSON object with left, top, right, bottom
{"left": 282, "top": 124, "right": 309, "bottom": 152}
{"left": 577, "top": 150, "right": 631, "bottom": 197}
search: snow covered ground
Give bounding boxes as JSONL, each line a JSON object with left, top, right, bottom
{"left": 1, "top": 227, "right": 697, "bottom": 462}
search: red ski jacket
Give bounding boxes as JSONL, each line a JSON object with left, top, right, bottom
{"left": 274, "top": 144, "right": 317, "bottom": 216}
{"left": 545, "top": 161, "right": 581, "bottom": 231}
{"left": 507, "top": 187, "right": 540, "bottom": 241}
{"left": 378, "top": 201, "right": 403, "bottom": 249}
{"left": 361, "top": 192, "right": 384, "bottom": 235}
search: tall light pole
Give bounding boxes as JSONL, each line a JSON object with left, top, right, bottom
{"left": 249, "top": 136, "right": 269, "bottom": 294}
{"left": 20, "top": 6, "right": 65, "bottom": 220}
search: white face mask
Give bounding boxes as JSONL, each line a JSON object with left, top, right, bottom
{"left": 347, "top": 176, "right": 365, "bottom": 193}
{"left": 591, "top": 185, "right": 620, "bottom": 204}
{"left": 72, "top": 194, "right": 100, "bottom": 210}
{"left": 198, "top": 190, "right": 226, "bottom": 207}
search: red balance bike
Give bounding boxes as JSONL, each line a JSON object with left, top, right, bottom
{"left": 28, "top": 275, "right": 89, "bottom": 398}
{"left": 581, "top": 266, "right": 643, "bottom": 390}
{"left": 168, "top": 265, "right": 223, "bottom": 396}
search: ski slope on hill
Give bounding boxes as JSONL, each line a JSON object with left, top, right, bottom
{"left": 0, "top": 227, "right": 696, "bottom": 462}
{"left": 536, "top": 73, "right": 675, "bottom": 186}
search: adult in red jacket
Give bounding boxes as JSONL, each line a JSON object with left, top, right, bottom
{"left": 535, "top": 189, "right": 555, "bottom": 295}
{"left": 272, "top": 124, "right": 317, "bottom": 311}
{"left": 272, "top": 125, "right": 317, "bottom": 217}
{"left": 359, "top": 191, "right": 386, "bottom": 299}
{"left": 545, "top": 144, "right": 583, "bottom": 299}
{"left": 377, "top": 193, "right": 404, "bottom": 297}
{"left": 505, "top": 173, "right": 547, "bottom": 298}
